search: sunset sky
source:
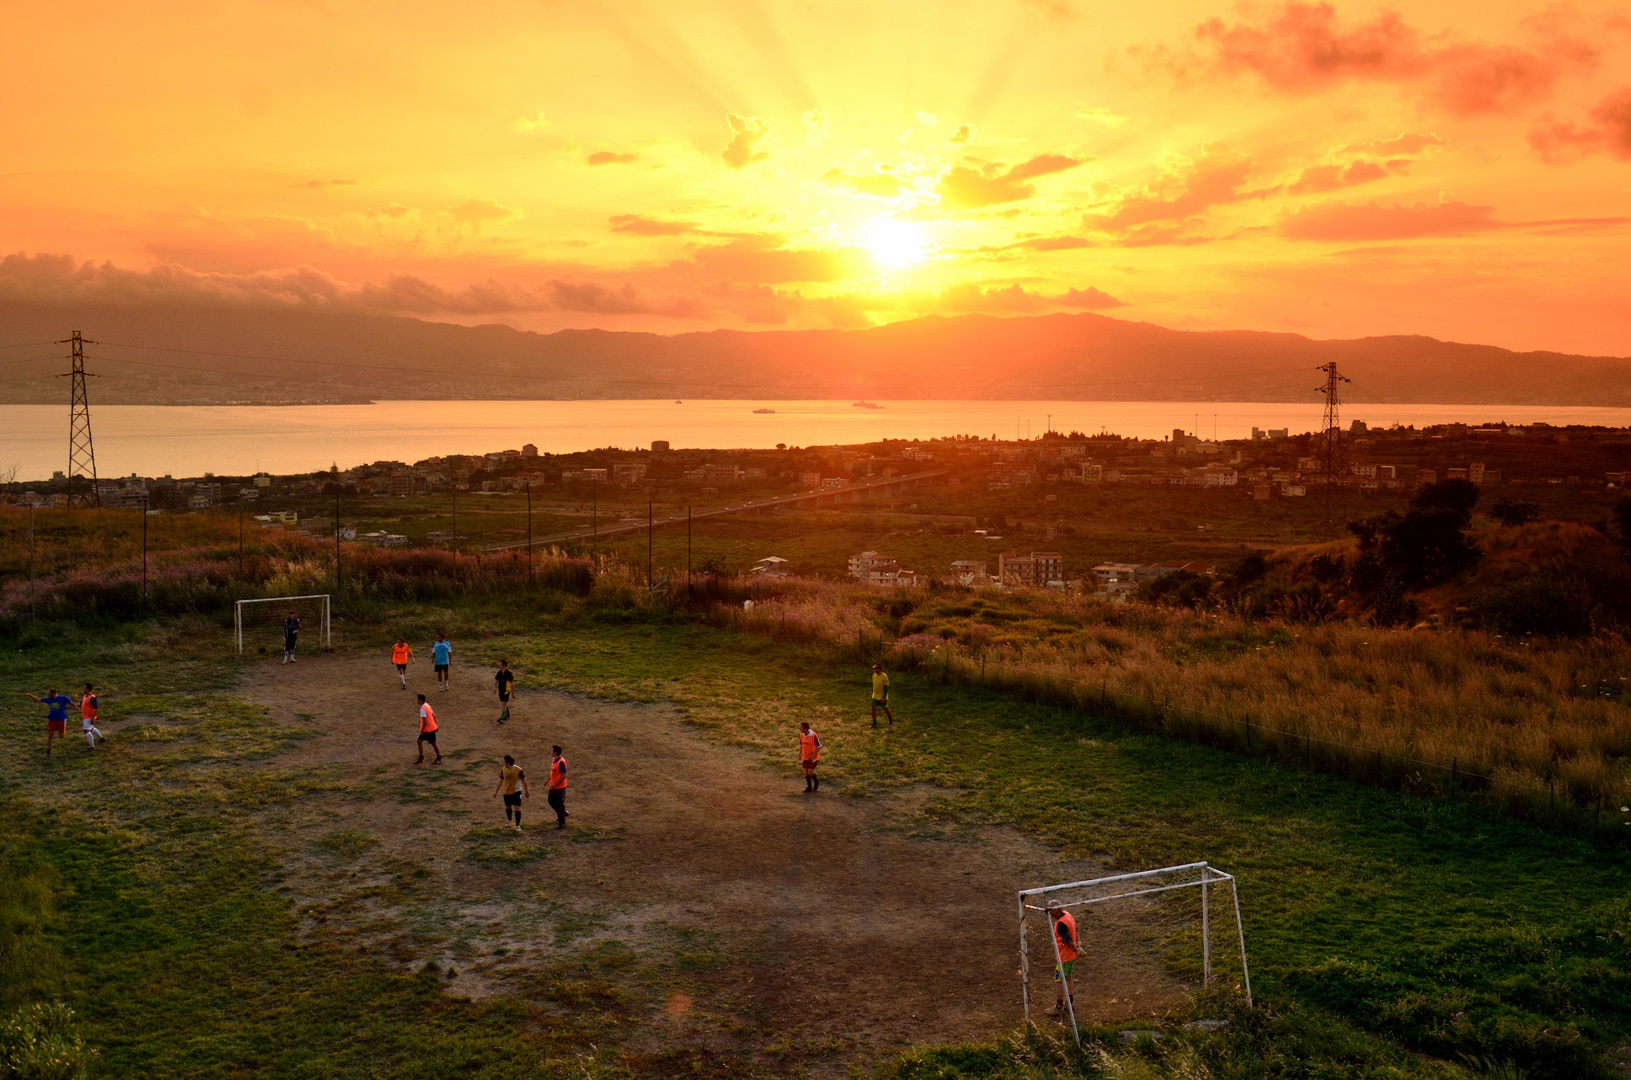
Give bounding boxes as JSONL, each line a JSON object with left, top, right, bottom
{"left": 2, "top": 0, "right": 1628, "bottom": 353}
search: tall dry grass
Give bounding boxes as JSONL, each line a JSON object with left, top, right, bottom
{"left": 717, "top": 577, "right": 1631, "bottom": 824}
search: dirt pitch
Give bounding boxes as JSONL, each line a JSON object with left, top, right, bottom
{"left": 243, "top": 651, "right": 1187, "bottom": 1071}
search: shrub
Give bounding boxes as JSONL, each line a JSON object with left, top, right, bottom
{"left": 1476, "top": 576, "right": 1595, "bottom": 637}
{"left": 1489, "top": 498, "right": 1540, "bottom": 527}
{"left": 0, "top": 1003, "right": 95, "bottom": 1080}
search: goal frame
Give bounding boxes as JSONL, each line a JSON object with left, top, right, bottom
{"left": 235, "top": 594, "right": 331, "bottom": 654}
{"left": 1018, "top": 861, "right": 1252, "bottom": 1044}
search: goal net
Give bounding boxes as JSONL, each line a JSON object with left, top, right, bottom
{"left": 235, "top": 594, "right": 331, "bottom": 655}
{"left": 1018, "top": 862, "right": 1252, "bottom": 1043}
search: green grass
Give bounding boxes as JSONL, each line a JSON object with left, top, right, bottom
{"left": 3, "top": 609, "right": 1630, "bottom": 1077}
{"left": 502, "top": 620, "right": 1631, "bottom": 1079}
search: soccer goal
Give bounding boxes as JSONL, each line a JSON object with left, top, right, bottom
{"left": 1018, "top": 862, "right": 1252, "bottom": 1044}
{"left": 235, "top": 594, "right": 331, "bottom": 654}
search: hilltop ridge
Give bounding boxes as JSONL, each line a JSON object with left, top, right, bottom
{"left": 1, "top": 303, "right": 1625, "bottom": 406}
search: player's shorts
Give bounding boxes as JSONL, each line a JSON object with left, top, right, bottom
{"left": 801, "top": 756, "right": 819, "bottom": 770}
{"left": 1054, "top": 960, "right": 1075, "bottom": 980}
{"left": 871, "top": 698, "right": 887, "bottom": 707}
{"left": 435, "top": 664, "right": 449, "bottom": 675}
{"left": 285, "top": 636, "right": 298, "bottom": 648}
{"left": 498, "top": 691, "right": 511, "bottom": 702}
{"left": 47, "top": 719, "right": 66, "bottom": 733}
{"left": 503, "top": 791, "right": 522, "bottom": 807}
{"left": 418, "top": 730, "right": 438, "bottom": 744}
{"left": 396, "top": 663, "right": 408, "bottom": 672}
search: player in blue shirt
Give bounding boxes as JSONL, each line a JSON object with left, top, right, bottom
{"left": 25, "top": 687, "right": 73, "bottom": 757}
{"left": 432, "top": 633, "right": 453, "bottom": 691}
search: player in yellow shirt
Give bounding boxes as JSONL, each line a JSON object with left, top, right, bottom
{"left": 492, "top": 754, "right": 530, "bottom": 832}
{"left": 870, "top": 663, "right": 894, "bottom": 727}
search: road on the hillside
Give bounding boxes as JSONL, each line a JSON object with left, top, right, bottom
{"left": 477, "top": 469, "right": 947, "bottom": 552}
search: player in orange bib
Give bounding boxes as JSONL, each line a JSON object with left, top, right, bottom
{"left": 547, "top": 745, "right": 570, "bottom": 829}
{"left": 391, "top": 638, "right": 414, "bottom": 689}
{"left": 415, "top": 694, "right": 442, "bottom": 764}
{"left": 1045, "top": 900, "right": 1079, "bottom": 1018}
{"left": 798, "top": 721, "right": 822, "bottom": 793}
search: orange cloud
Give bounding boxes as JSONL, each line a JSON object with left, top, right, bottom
{"left": 667, "top": 235, "right": 871, "bottom": 285}
{"left": 0, "top": 251, "right": 712, "bottom": 320}
{"left": 446, "top": 198, "right": 520, "bottom": 229}
{"left": 936, "top": 154, "right": 1086, "bottom": 210}
{"left": 1082, "top": 143, "right": 1255, "bottom": 238}
{"left": 1147, "top": 3, "right": 1594, "bottom": 115}
{"left": 1057, "top": 286, "right": 1124, "bottom": 309}
{"left": 1529, "top": 88, "right": 1631, "bottom": 162}
{"left": 722, "top": 113, "right": 772, "bottom": 170}
{"left": 940, "top": 282, "right": 1050, "bottom": 312}
{"left": 1277, "top": 200, "right": 1499, "bottom": 240}
{"left": 608, "top": 214, "right": 704, "bottom": 236}
{"left": 587, "top": 151, "right": 640, "bottom": 166}
{"left": 1286, "top": 159, "right": 1389, "bottom": 195}
{"left": 824, "top": 168, "right": 903, "bottom": 198}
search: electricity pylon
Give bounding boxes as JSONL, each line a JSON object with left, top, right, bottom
{"left": 1315, "top": 361, "right": 1349, "bottom": 529}
{"left": 58, "top": 330, "right": 99, "bottom": 508}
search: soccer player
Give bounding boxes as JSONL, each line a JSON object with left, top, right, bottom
{"left": 391, "top": 638, "right": 414, "bottom": 689}
{"left": 25, "top": 687, "right": 72, "bottom": 757}
{"left": 282, "top": 611, "right": 301, "bottom": 663}
{"left": 1045, "top": 900, "right": 1079, "bottom": 1019}
{"left": 494, "top": 660, "right": 514, "bottom": 723}
{"left": 547, "top": 745, "right": 570, "bottom": 829}
{"left": 870, "top": 663, "right": 894, "bottom": 727}
{"left": 493, "top": 754, "right": 529, "bottom": 832}
{"left": 798, "top": 721, "right": 822, "bottom": 793}
{"left": 79, "top": 683, "right": 104, "bottom": 750}
{"left": 415, "top": 693, "right": 442, "bottom": 764}
{"left": 432, "top": 633, "right": 453, "bottom": 691}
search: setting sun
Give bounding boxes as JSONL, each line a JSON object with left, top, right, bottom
{"left": 862, "top": 219, "right": 930, "bottom": 270}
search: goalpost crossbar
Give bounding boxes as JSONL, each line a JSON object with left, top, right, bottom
{"left": 235, "top": 594, "right": 331, "bottom": 654}
{"left": 1017, "top": 861, "right": 1252, "bottom": 1044}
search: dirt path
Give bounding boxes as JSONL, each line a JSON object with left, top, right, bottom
{"left": 243, "top": 651, "right": 1186, "bottom": 1070}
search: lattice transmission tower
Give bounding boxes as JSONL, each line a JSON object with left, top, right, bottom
{"left": 1315, "top": 361, "right": 1349, "bottom": 528}
{"left": 59, "top": 330, "right": 100, "bottom": 508}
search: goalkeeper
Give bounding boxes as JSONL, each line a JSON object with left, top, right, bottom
{"left": 1045, "top": 900, "right": 1079, "bottom": 1018}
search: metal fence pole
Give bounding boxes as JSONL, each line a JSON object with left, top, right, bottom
{"left": 1201, "top": 864, "right": 1212, "bottom": 984}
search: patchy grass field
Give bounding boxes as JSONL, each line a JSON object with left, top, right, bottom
{"left": 2, "top": 611, "right": 1630, "bottom": 1079}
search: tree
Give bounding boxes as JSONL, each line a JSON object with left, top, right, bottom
{"left": 1347, "top": 479, "right": 1481, "bottom": 587}
{"left": 1488, "top": 498, "right": 1539, "bottom": 527}
{"left": 1410, "top": 478, "right": 1480, "bottom": 520}
{"left": 1615, "top": 496, "right": 1631, "bottom": 552}
{"left": 1138, "top": 570, "right": 1212, "bottom": 609}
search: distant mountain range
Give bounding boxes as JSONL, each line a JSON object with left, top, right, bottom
{"left": 1, "top": 303, "right": 1626, "bottom": 407}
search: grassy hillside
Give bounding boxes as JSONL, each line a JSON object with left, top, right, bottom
{"left": 2, "top": 601, "right": 1630, "bottom": 1078}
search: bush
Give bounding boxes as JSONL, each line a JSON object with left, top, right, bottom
{"left": 0, "top": 1003, "right": 94, "bottom": 1080}
{"left": 1476, "top": 576, "right": 1595, "bottom": 637}
{"left": 1136, "top": 570, "right": 1212, "bottom": 609}
{"left": 1489, "top": 498, "right": 1540, "bottom": 527}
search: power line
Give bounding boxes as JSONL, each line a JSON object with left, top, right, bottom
{"left": 58, "top": 331, "right": 99, "bottom": 508}
{"left": 1315, "top": 362, "right": 1349, "bottom": 531}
